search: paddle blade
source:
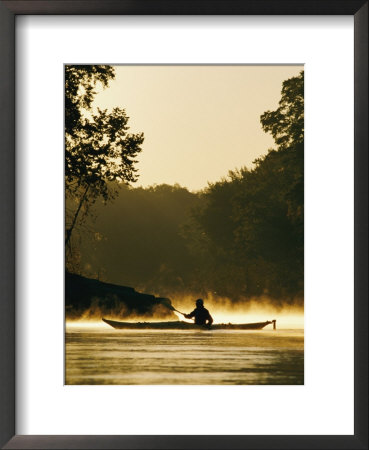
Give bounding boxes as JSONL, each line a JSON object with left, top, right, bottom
{"left": 158, "top": 298, "right": 186, "bottom": 315}
{"left": 158, "top": 297, "right": 176, "bottom": 311}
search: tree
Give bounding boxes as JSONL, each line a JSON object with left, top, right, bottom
{"left": 260, "top": 70, "right": 304, "bottom": 150}
{"left": 68, "top": 183, "right": 201, "bottom": 295}
{"left": 180, "top": 70, "right": 304, "bottom": 300}
{"left": 260, "top": 70, "right": 304, "bottom": 228}
{"left": 65, "top": 65, "right": 115, "bottom": 137}
{"left": 235, "top": 70, "right": 304, "bottom": 297}
{"left": 65, "top": 65, "right": 144, "bottom": 249}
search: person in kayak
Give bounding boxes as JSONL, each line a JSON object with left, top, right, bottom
{"left": 185, "top": 299, "right": 213, "bottom": 327}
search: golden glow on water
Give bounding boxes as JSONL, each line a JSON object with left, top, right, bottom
{"left": 65, "top": 300, "right": 304, "bottom": 385}
{"left": 66, "top": 293, "right": 304, "bottom": 330}
{"left": 66, "top": 321, "right": 107, "bottom": 329}
{"left": 65, "top": 328, "right": 304, "bottom": 385}
{"left": 172, "top": 297, "right": 304, "bottom": 329}
{"left": 66, "top": 308, "right": 303, "bottom": 330}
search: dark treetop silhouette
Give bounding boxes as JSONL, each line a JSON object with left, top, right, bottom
{"left": 65, "top": 65, "right": 144, "bottom": 250}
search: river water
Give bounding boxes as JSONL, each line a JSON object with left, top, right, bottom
{"left": 65, "top": 324, "right": 304, "bottom": 385}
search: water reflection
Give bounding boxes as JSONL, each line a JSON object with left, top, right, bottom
{"left": 65, "top": 328, "right": 304, "bottom": 385}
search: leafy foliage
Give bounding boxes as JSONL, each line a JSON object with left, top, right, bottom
{"left": 182, "top": 71, "right": 304, "bottom": 300}
{"left": 65, "top": 65, "right": 144, "bottom": 249}
{"left": 65, "top": 65, "right": 115, "bottom": 137}
{"left": 67, "top": 71, "right": 304, "bottom": 304}
{"left": 260, "top": 70, "right": 304, "bottom": 150}
{"left": 68, "top": 184, "right": 201, "bottom": 295}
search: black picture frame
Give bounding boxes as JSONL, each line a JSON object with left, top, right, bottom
{"left": 0, "top": 1, "right": 367, "bottom": 449}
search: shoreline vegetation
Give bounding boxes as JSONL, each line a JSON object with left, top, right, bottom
{"left": 65, "top": 271, "right": 176, "bottom": 321}
{"left": 65, "top": 271, "right": 303, "bottom": 326}
{"left": 66, "top": 67, "right": 304, "bottom": 317}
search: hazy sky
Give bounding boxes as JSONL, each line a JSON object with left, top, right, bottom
{"left": 93, "top": 65, "right": 302, "bottom": 191}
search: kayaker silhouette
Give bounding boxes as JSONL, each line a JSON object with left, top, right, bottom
{"left": 185, "top": 299, "right": 213, "bottom": 327}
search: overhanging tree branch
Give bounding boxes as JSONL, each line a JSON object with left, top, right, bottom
{"left": 65, "top": 65, "right": 144, "bottom": 252}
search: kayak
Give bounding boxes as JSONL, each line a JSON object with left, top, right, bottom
{"left": 102, "top": 318, "right": 276, "bottom": 330}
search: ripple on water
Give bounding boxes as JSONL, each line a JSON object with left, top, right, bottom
{"left": 65, "top": 329, "right": 304, "bottom": 385}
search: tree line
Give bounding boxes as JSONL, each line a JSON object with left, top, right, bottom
{"left": 66, "top": 67, "right": 304, "bottom": 305}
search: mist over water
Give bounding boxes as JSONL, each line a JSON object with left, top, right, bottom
{"left": 169, "top": 295, "right": 304, "bottom": 329}
{"left": 67, "top": 292, "right": 304, "bottom": 329}
{"left": 65, "top": 290, "right": 304, "bottom": 385}
{"left": 65, "top": 265, "right": 304, "bottom": 386}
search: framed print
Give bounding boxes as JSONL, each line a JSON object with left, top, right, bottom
{"left": 0, "top": 1, "right": 367, "bottom": 449}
